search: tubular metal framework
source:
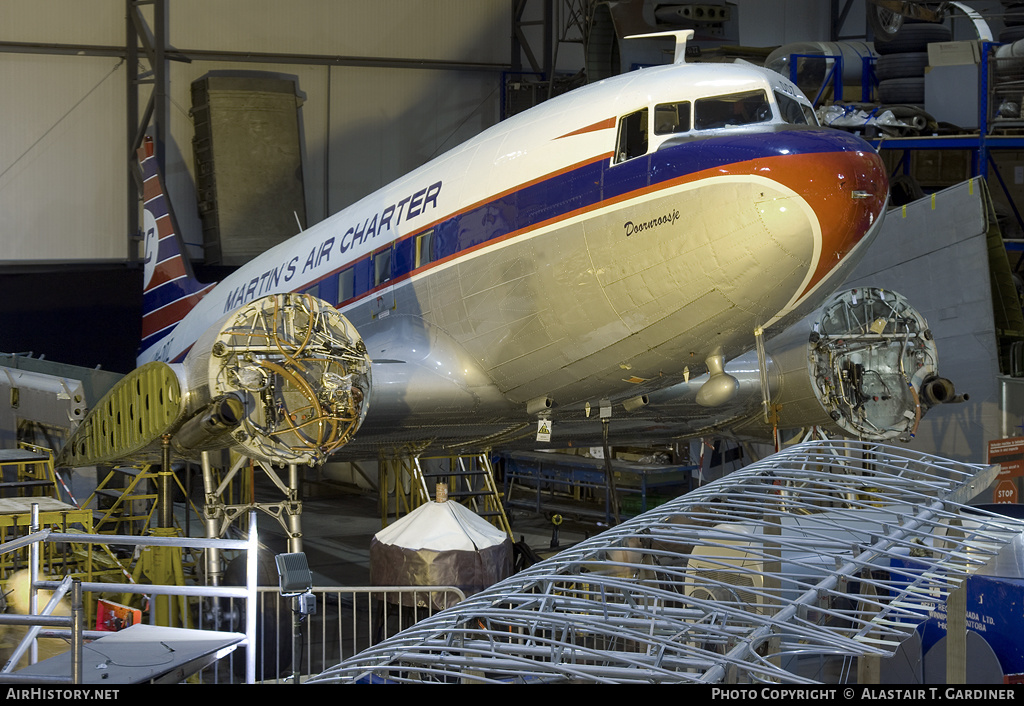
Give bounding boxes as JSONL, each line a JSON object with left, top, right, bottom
{"left": 311, "top": 440, "right": 1021, "bottom": 684}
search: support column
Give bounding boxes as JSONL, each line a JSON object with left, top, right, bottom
{"left": 287, "top": 463, "right": 303, "bottom": 554}
{"left": 200, "top": 451, "right": 223, "bottom": 587}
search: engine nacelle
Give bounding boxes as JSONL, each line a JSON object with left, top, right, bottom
{"left": 189, "top": 293, "right": 371, "bottom": 466}
{"left": 770, "top": 287, "right": 949, "bottom": 441}
{"left": 57, "top": 293, "right": 371, "bottom": 468}
{"left": 641, "top": 288, "right": 957, "bottom": 443}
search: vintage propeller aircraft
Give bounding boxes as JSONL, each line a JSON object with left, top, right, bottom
{"left": 59, "top": 32, "right": 931, "bottom": 471}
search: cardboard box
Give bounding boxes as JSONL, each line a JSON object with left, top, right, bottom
{"left": 925, "top": 63, "right": 980, "bottom": 128}
{"left": 927, "top": 40, "right": 981, "bottom": 66}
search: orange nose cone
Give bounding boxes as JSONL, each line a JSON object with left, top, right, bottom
{"left": 814, "top": 146, "right": 888, "bottom": 272}
{"left": 760, "top": 135, "right": 888, "bottom": 299}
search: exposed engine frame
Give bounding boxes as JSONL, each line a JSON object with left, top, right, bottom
{"left": 57, "top": 293, "right": 372, "bottom": 469}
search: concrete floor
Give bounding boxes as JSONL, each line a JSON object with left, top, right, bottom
{"left": 221, "top": 476, "right": 597, "bottom": 589}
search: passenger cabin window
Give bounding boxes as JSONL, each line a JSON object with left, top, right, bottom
{"left": 338, "top": 267, "right": 355, "bottom": 302}
{"left": 373, "top": 248, "right": 392, "bottom": 286}
{"left": 614, "top": 108, "right": 648, "bottom": 163}
{"left": 694, "top": 90, "right": 772, "bottom": 131}
{"left": 415, "top": 229, "right": 435, "bottom": 268}
{"left": 774, "top": 90, "right": 817, "bottom": 125}
{"left": 654, "top": 102, "right": 691, "bottom": 135}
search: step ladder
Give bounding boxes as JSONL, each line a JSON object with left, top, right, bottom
{"left": 84, "top": 465, "right": 198, "bottom": 536}
{"left": 85, "top": 465, "right": 160, "bottom": 535}
{"left": 381, "top": 452, "right": 512, "bottom": 538}
{"left": 415, "top": 454, "right": 512, "bottom": 538}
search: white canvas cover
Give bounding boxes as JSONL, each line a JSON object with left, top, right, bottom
{"left": 371, "top": 501, "right": 512, "bottom": 607}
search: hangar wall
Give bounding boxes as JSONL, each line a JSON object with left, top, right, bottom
{"left": 1, "top": 0, "right": 1009, "bottom": 268}
{"left": 0, "top": 0, "right": 509, "bottom": 265}
{"left": 0, "top": 52, "right": 126, "bottom": 263}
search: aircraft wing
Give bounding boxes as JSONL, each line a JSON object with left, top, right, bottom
{"left": 310, "top": 439, "right": 1019, "bottom": 684}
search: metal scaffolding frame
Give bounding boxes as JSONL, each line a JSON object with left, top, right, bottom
{"left": 311, "top": 440, "right": 1024, "bottom": 684}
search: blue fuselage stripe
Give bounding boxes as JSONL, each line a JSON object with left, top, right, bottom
{"left": 325, "top": 128, "right": 863, "bottom": 299}
{"left": 141, "top": 127, "right": 867, "bottom": 357}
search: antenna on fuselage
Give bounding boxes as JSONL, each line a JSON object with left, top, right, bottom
{"left": 623, "top": 29, "right": 694, "bottom": 65}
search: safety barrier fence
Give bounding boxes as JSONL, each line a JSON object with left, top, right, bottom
{"left": 0, "top": 506, "right": 258, "bottom": 684}
{"left": 0, "top": 503, "right": 463, "bottom": 684}
{"left": 197, "top": 585, "right": 467, "bottom": 683}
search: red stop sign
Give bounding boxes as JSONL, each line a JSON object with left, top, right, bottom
{"left": 995, "top": 479, "right": 1017, "bottom": 504}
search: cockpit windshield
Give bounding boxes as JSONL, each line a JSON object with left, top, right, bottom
{"left": 693, "top": 90, "right": 772, "bottom": 131}
{"left": 774, "top": 90, "right": 818, "bottom": 125}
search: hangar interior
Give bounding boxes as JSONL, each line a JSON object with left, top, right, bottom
{"left": 3, "top": 0, "right": 1024, "bottom": 686}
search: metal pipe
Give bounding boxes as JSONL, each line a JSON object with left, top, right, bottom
{"left": 160, "top": 434, "right": 173, "bottom": 528}
{"left": 28, "top": 504, "right": 38, "bottom": 665}
{"left": 247, "top": 511, "right": 258, "bottom": 685}
{"left": 71, "top": 580, "right": 82, "bottom": 685}
{"left": 0, "top": 41, "right": 512, "bottom": 73}
{"left": 35, "top": 580, "right": 248, "bottom": 599}
{"left": 44, "top": 533, "right": 249, "bottom": 549}
{"left": 0, "top": 531, "right": 50, "bottom": 561}
{"left": 201, "top": 451, "right": 222, "bottom": 587}
{"left": 288, "top": 463, "right": 302, "bottom": 554}
{"left": 0, "top": 615, "right": 72, "bottom": 628}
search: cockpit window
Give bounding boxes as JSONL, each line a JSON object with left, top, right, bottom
{"left": 654, "top": 102, "right": 691, "bottom": 135}
{"left": 694, "top": 90, "right": 772, "bottom": 131}
{"left": 774, "top": 90, "right": 817, "bottom": 125}
{"left": 614, "top": 108, "right": 648, "bottom": 163}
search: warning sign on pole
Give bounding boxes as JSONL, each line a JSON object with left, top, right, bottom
{"left": 988, "top": 437, "right": 1024, "bottom": 504}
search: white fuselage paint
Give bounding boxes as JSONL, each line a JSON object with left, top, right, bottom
{"left": 138, "top": 60, "right": 887, "bottom": 441}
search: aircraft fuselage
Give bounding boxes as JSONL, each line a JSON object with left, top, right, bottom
{"left": 137, "top": 59, "right": 888, "bottom": 455}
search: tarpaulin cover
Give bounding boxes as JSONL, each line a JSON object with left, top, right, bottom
{"left": 371, "top": 501, "right": 512, "bottom": 607}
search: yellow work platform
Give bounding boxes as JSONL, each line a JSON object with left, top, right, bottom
{"left": 0, "top": 497, "right": 94, "bottom": 580}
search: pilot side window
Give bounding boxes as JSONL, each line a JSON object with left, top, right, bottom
{"left": 614, "top": 108, "right": 648, "bottom": 163}
{"left": 694, "top": 90, "right": 772, "bottom": 131}
{"left": 654, "top": 102, "right": 691, "bottom": 135}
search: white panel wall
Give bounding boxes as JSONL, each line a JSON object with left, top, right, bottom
{"left": 169, "top": 0, "right": 509, "bottom": 63}
{"left": 0, "top": 53, "right": 127, "bottom": 262}
{"left": 0, "top": 1, "right": 125, "bottom": 45}
{"left": 0, "top": 0, "right": 509, "bottom": 263}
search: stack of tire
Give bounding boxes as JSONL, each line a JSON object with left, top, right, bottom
{"left": 993, "top": 3, "right": 1024, "bottom": 122}
{"left": 1002, "top": 2, "right": 1024, "bottom": 43}
{"left": 874, "top": 23, "right": 952, "bottom": 107}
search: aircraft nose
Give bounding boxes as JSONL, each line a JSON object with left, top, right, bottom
{"left": 778, "top": 131, "right": 889, "bottom": 298}
{"left": 818, "top": 136, "right": 889, "bottom": 255}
